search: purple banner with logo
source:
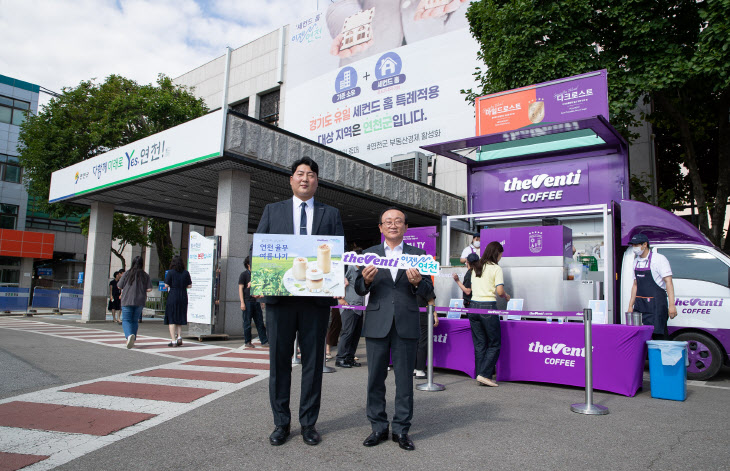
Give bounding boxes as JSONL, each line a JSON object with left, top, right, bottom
{"left": 476, "top": 70, "right": 609, "bottom": 136}
{"left": 381, "top": 226, "right": 437, "bottom": 257}
{"left": 480, "top": 226, "right": 572, "bottom": 258}
{"left": 470, "top": 153, "right": 627, "bottom": 212}
{"left": 431, "top": 319, "right": 653, "bottom": 396}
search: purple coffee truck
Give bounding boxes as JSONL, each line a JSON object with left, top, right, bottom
{"left": 423, "top": 72, "right": 729, "bottom": 380}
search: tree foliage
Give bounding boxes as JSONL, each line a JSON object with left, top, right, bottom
{"left": 466, "top": 0, "right": 730, "bottom": 248}
{"left": 18, "top": 74, "right": 209, "bottom": 217}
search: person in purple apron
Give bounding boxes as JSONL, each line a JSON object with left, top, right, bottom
{"left": 626, "top": 233, "right": 677, "bottom": 340}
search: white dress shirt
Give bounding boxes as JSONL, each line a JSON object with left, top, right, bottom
{"left": 292, "top": 196, "right": 314, "bottom": 235}
{"left": 384, "top": 241, "right": 404, "bottom": 281}
{"left": 631, "top": 251, "right": 673, "bottom": 290}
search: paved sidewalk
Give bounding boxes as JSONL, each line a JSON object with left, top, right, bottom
{"left": 1, "top": 315, "right": 729, "bottom": 470}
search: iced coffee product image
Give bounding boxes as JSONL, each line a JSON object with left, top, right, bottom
{"left": 292, "top": 257, "right": 308, "bottom": 281}
{"left": 306, "top": 268, "right": 324, "bottom": 292}
{"left": 528, "top": 101, "right": 545, "bottom": 124}
{"left": 317, "top": 243, "right": 332, "bottom": 274}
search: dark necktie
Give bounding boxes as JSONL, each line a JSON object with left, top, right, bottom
{"left": 299, "top": 202, "right": 307, "bottom": 235}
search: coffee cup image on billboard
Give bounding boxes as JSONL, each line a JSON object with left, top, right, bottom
{"left": 317, "top": 243, "right": 332, "bottom": 273}
{"left": 528, "top": 101, "right": 545, "bottom": 124}
{"left": 282, "top": 245, "right": 337, "bottom": 295}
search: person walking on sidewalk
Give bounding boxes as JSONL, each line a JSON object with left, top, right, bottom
{"left": 117, "top": 256, "right": 152, "bottom": 349}
{"left": 108, "top": 270, "right": 122, "bottom": 324}
{"left": 239, "top": 256, "right": 268, "bottom": 349}
{"left": 164, "top": 255, "right": 192, "bottom": 348}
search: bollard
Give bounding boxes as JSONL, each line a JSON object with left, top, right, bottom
{"left": 323, "top": 342, "right": 335, "bottom": 373}
{"left": 292, "top": 334, "right": 301, "bottom": 365}
{"left": 417, "top": 304, "right": 445, "bottom": 391}
{"left": 571, "top": 308, "right": 609, "bottom": 415}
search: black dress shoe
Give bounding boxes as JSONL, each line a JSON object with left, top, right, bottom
{"left": 269, "top": 424, "right": 290, "bottom": 446}
{"left": 363, "top": 429, "right": 389, "bottom": 447}
{"left": 392, "top": 433, "right": 415, "bottom": 451}
{"left": 301, "top": 425, "right": 321, "bottom": 445}
{"left": 349, "top": 360, "right": 362, "bottom": 367}
{"left": 335, "top": 360, "right": 352, "bottom": 368}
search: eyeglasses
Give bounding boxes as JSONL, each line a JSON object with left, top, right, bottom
{"left": 380, "top": 219, "right": 405, "bottom": 227}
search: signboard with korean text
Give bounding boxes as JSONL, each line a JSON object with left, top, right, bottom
{"left": 48, "top": 110, "right": 223, "bottom": 202}
{"left": 341, "top": 251, "right": 440, "bottom": 277}
{"left": 251, "top": 234, "right": 345, "bottom": 297}
{"left": 475, "top": 70, "right": 609, "bottom": 137}
{"left": 187, "top": 231, "right": 216, "bottom": 324}
{"left": 283, "top": 2, "right": 479, "bottom": 165}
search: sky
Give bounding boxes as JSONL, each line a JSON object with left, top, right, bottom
{"left": 0, "top": 0, "right": 326, "bottom": 106}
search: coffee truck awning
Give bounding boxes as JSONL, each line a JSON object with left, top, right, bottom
{"left": 49, "top": 110, "right": 464, "bottom": 240}
{"left": 421, "top": 115, "right": 627, "bottom": 165}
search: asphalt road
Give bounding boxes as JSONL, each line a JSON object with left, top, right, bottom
{"left": 2, "top": 314, "right": 729, "bottom": 470}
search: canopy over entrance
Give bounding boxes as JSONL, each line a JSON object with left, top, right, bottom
{"left": 51, "top": 110, "right": 464, "bottom": 241}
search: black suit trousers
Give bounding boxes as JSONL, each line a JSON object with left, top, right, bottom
{"left": 266, "top": 299, "right": 330, "bottom": 427}
{"left": 366, "top": 319, "right": 417, "bottom": 435}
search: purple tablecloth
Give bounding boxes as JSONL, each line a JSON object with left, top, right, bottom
{"left": 432, "top": 319, "right": 654, "bottom": 397}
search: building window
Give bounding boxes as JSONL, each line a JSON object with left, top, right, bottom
{"left": 25, "top": 216, "right": 82, "bottom": 233}
{"left": 0, "top": 95, "right": 30, "bottom": 126}
{"left": 0, "top": 154, "right": 22, "bottom": 184}
{"left": 0, "top": 204, "right": 18, "bottom": 229}
{"left": 0, "top": 268, "right": 20, "bottom": 284}
{"left": 259, "top": 90, "right": 280, "bottom": 127}
{"left": 230, "top": 99, "right": 249, "bottom": 116}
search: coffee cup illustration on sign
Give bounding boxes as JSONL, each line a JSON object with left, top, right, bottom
{"left": 317, "top": 243, "right": 332, "bottom": 274}
{"left": 306, "top": 268, "right": 324, "bottom": 292}
{"left": 528, "top": 101, "right": 545, "bottom": 124}
{"left": 292, "top": 257, "right": 308, "bottom": 281}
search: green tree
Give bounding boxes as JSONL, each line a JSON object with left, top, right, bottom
{"left": 18, "top": 74, "right": 209, "bottom": 262}
{"left": 466, "top": 0, "right": 730, "bottom": 249}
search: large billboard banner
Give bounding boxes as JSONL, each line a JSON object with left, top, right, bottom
{"left": 284, "top": 0, "right": 479, "bottom": 166}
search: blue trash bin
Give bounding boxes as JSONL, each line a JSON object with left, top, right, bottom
{"left": 647, "top": 340, "right": 688, "bottom": 401}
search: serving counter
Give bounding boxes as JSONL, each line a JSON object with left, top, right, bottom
{"left": 431, "top": 318, "right": 653, "bottom": 397}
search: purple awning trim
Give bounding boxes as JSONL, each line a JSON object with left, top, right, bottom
{"left": 619, "top": 199, "right": 712, "bottom": 246}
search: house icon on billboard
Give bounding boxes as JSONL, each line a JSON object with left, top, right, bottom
{"left": 378, "top": 57, "right": 398, "bottom": 77}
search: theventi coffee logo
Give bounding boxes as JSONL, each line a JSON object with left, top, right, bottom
{"left": 529, "top": 340, "right": 593, "bottom": 368}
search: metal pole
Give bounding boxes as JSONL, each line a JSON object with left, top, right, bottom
{"left": 323, "top": 342, "right": 335, "bottom": 373}
{"left": 571, "top": 308, "right": 608, "bottom": 415}
{"left": 417, "top": 304, "right": 444, "bottom": 391}
{"left": 292, "top": 334, "right": 301, "bottom": 365}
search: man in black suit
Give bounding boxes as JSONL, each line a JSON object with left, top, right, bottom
{"left": 255, "top": 156, "right": 345, "bottom": 447}
{"left": 355, "top": 207, "right": 434, "bottom": 451}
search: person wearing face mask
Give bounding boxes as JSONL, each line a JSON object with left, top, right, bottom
{"left": 459, "top": 233, "right": 480, "bottom": 265}
{"left": 626, "top": 233, "right": 677, "bottom": 340}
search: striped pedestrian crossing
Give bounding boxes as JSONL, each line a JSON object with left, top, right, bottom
{"left": 0, "top": 318, "right": 277, "bottom": 470}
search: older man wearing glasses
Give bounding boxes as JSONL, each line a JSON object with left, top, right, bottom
{"left": 355, "top": 206, "right": 434, "bottom": 451}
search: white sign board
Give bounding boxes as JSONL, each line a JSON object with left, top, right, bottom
{"left": 49, "top": 110, "right": 223, "bottom": 202}
{"left": 187, "top": 231, "right": 216, "bottom": 324}
{"left": 283, "top": 1, "right": 479, "bottom": 165}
